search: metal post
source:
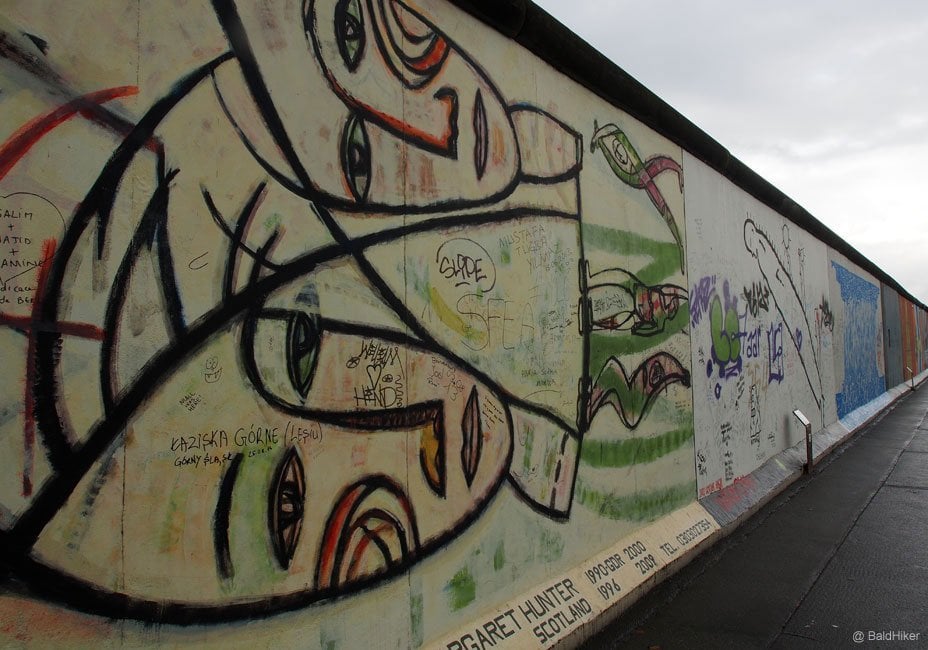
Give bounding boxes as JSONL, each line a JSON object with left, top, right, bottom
{"left": 793, "top": 410, "right": 812, "bottom": 474}
{"left": 906, "top": 366, "right": 915, "bottom": 391}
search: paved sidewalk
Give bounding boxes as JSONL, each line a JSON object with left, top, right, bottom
{"left": 583, "top": 388, "right": 928, "bottom": 649}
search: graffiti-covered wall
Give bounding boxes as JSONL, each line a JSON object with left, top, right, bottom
{"left": 684, "top": 155, "right": 836, "bottom": 496}
{"left": 0, "top": 0, "right": 924, "bottom": 647}
{"left": 0, "top": 0, "right": 697, "bottom": 646}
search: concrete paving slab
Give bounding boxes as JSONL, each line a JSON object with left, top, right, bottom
{"left": 581, "top": 389, "right": 928, "bottom": 650}
{"left": 769, "top": 632, "right": 818, "bottom": 649}
{"left": 906, "top": 434, "right": 928, "bottom": 453}
{"left": 612, "top": 624, "right": 768, "bottom": 650}
{"left": 781, "top": 486, "right": 928, "bottom": 645}
{"left": 885, "top": 451, "right": 928, "bottom": 489}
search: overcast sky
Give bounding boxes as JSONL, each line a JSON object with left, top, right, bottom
{"left": 532, "top": 0, "right": 928, "bottom": 303}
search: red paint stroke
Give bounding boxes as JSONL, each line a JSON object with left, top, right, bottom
{"left": 644, "top": 156, "right": 683, "bottom": 182}
{"left": 0, "top": 313, "right": 104, "bottom": 340}
{"left": 336, "top": 77, "right": 457, "bottom": 154}
{"left": 318, "top": 483, "right": 365, "bottom": 587}
{"left": 636, "top": 155, "right": 683, "bottom": 215}
{"left": 406, "top": 36, "right": 448, "bottom": 73}
{"left": 714, "top": 475, "right": 758, "bottom": 513}
{"left": 0, "top": 242, "right": 104, "bottom": 496}
{"left": 0, "top": 86, "right": 140, "bottom": 181}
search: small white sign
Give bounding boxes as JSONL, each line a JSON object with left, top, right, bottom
{"left": 792, "top": 409, "right": 810, "bottom": 427}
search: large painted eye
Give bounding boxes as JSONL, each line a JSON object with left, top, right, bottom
{"left": 269, "top": 447, "right": 306, "bottom": 570}
{"left": 335, "top": 0, "right": 365, "bottom": 71}
{"left": 246, "top": 304, "right": 322, "bottom": 407}
{"left": 341, "top": 113, "right": 371, "bottom": 203}
{"left": 287, "top": 311, "right": 320, "bottom": 400}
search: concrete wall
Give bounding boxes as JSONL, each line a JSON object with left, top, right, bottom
{"left": 882, "top": 284, "right": 905, "bottom": 388}
{"left": 0, "top": 1, "right": 924, "bottom": 647}
{"left": 685, "top": 154, "right": 836, "bottom": 496}
{"left": 918, "top": 308, "right": 928, "bottom": 372}
{"left": 829, "top": 252, "right": 886, "bottom": 420}
{"left": 900, "top": 296, "right": 918, "bottom": 383}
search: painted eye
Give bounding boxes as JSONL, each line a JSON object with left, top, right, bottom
{"left": 341, "top": 113, "right": 371, "bottom": 203}
{"left": 245, "top": 303, "right": 322, "bottom": 408}
{"left": 269, "top": 447, "right": 306, "bottom": 570}
{"left": 473, "top": 89, "right": 488, "bottom": 180}
{"left": 649, "top": 360, "right": 665, "bottom": 388}
{"left": 611, "top": 139, "right": 630, "bottom": 166}
{"left": 288, "top": 311, "right": 320, "bottom": 399}
{"left": 335, "top": 0, "right": 365, "bottom": 71}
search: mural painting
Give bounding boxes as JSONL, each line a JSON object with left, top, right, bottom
{"left": 577, "top": 121, "right": 694, "bottom": 521}
{"left": 0, "top": 0, "right": 692, "bottom": 644}
{"left": 1, "top": 0, "right": 921, "bottom": 646}
{"left": 830, "top": 257, "right": 885, "bottom": 420}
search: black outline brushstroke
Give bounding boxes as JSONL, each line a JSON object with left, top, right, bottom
{"left": 210, "top": 70, "right": 310, "bottom": 199}
{"left": 345, "top": 517, "right": 395, "bottom": 578}
{"left": 508, "top": 104, "right": 583, "bottom": 184}
{"left": 215, "top": 0, "right": 531, "bottom": 446}
{"left": 200, "top": 182, "right": 272, "bottom": 298}
{"left": 2, "top": 374, "right": 510, "bottom": 624}
{"left": 32, "top": 52, "right": 232, "bottom": 476}
{"left": 334, "top": 0, "right": 365, "bottom": 72}
{"left": 0, "top": 31, "right": 140, "bottom": 143}
{"left": 214, "top": 452, "right": 243, "bottom": 581}
{"left": 743, "top": 219, "right": 824, "bottom": 413}
{"left": 248, "top": 316, "right": 576, "bottom": 436}
{"left": 367, "top": 0, "right": 448, "bottom": 91}
{"left": 155, "top": 208, "right": 188, "bottom": 339}
{"left": 304, "top": 0, "right": 522, "bottom": 177}
{"left": 100, "top": 166, "right": 179, "bottom": 414}
{"left": 587, "top": 352, "right": 691, "bottom": 429}
{"left": 378, "top": 0, "right": 449, "bottom": 79}
{"left": 473, "top": 89, "right": 487, "bottom": 180}
{"left": 460, "top": 385, "right": 481, "bottom": 487}
{"left": 386, "top": 0, "right": 432, "bottom": 44}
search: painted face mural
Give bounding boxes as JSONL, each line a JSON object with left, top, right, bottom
{"left": 0, "top": 0, "right": 691, "bottom": 625}
{"left": 0, "top": 0, "right": 579, "bottom": 620}
{"left": 214, "top": 0, "right": 525, "bottom": 211}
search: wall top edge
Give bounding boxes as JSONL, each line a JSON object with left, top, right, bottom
{"left": 447, "top": 0, "right": 925, "bottom": 310}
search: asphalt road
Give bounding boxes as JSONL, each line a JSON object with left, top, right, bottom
{"left": 583, "top": 387, "right": 928, "bottom": 649}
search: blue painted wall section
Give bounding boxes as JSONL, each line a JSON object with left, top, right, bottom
{"left": 833, "top": 262, "right": 885, "bottom": 418}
